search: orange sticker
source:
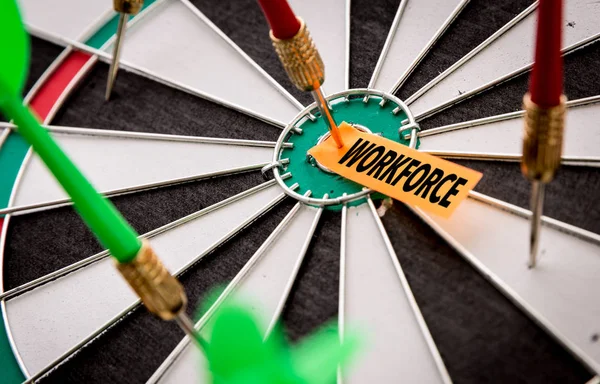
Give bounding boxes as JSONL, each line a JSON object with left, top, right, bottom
{"left": 309, "top": 122, "right": 482, "bottom": 218}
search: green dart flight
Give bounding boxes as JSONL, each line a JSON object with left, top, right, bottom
{"left": 0, "top": 0, "right": 141, "bottom": 263}
{"left": 199, "top": 296, "right": 361, "bottom": 384}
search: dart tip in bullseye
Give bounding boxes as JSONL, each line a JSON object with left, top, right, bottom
{"left": 528, "top": 180, "right": 545, "bottom": 268}
{"left": 105, "top": 13, "right": 129, "bottom": 101}
{"left": 311, "top": 87, "right": 344, "bottom": 148}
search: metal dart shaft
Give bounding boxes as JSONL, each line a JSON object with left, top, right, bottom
{"left": 175, "top": 312, "right": 196, "bottom": 336}
{"left": 311, "top": 87, "right": 343, "bottom": 148}
{"left": 528, "top": 180, "right": 545, "bottom": 268}
{"left": 175, "top": 312, "right": 205, "bottom": 349}
{"left": 105, "top": 12, "right": 128, "bottom": 101}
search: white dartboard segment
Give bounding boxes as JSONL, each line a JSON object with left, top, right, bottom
{"left": 222, "top": 203, "right": 323, "bottom": 334}
{"left": 150, "top": 202, "right": 323, "bottom": 384}
{"left": 20, "top": 0, "right": 112, "bottom": 41}
{"left": 408, "top": 0, "right": 600, "bottom": 119}
{"left": 111, "top": 0, "right": 300, "bottom": 126}
{"left": 5, "top": 182, "right": 285, "bottom": 375}
{"left": 153, "top": 346, "right": 209, "bottom": 384}
{"left": 371, "top": 0, "right": 468, "bottom": 93}
{"left": 11, "top": 129, "right": 273, "bottom": 210}
{"left": 288, "top": 0, "right": 348, "bottom": 92}
{"left": 413, "top": 194, "right": 600, "bottom": 374}
{"left": 418, "top": 98, "right": 600, "bottom": 166}
{"left": 340, "top": 201, "right": 451, "bottom": 384}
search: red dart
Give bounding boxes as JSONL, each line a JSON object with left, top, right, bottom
{"left": 529, "top": 0, "right": 564, "bottom": 108}
{"left": 522, "top": 0, "right": 567, "bottom": 268}
{"left": 257, "top": 0, "right": 301, "bottom": 39}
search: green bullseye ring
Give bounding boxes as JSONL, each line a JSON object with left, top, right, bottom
{"left": 275, "top": 89, "right": 419, "bottom": 210}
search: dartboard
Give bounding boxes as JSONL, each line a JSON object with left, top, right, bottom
{"left": 1, "top": 0, "right": 599, "bottom": 382}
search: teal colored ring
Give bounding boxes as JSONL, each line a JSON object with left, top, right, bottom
{"left": 271, "top": 88, "right": 418, "bottom": 207}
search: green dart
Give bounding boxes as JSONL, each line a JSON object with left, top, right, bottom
{"left": 0, "top": 0, "right": 29, "bottom": 105}
{"left": 1, "top": 99, "right": 143, "bottom": 261}
{"left": 200, "top": 296, "right": 361, "bottom": 383}
{"left": 0, "top": 0, "right": 188, "bottom": 326}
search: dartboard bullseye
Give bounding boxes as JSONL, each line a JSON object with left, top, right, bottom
{"left": 1, "top": 0, "right": 600, "bottom": 383}
{"left": 272, "top": 89, "right": 417, "bottom": 209}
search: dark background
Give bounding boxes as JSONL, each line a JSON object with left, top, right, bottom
{"left": 4, "top": 0, "right": 600, "bottom": 382}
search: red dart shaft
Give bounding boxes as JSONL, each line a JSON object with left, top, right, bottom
{"left": 257, "top": 0, "right": 301, "bottom": 39}
{"left": 529, "top": 0, "right": 564, "bottom": 108}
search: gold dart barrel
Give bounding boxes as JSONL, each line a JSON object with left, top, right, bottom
{"left": 270, "top": 18, "right": 325, "bottom": 92}
{"left": 113, "top": 0, "right": 143, "bottom": 15}
{"left": 270, "top": 17, "right": 344, "bottom": 148}
{"left": 521, "top": 93, "right": 566, "bottom": 183}
{"left": 116, "top": 240, "right": 187, "bottom": 320}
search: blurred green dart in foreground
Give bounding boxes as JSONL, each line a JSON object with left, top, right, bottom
{"left": 0, "top": 0, "right": 188, "bottom": 327}
{"left": 200, "top": 297, "right": 361, "bottom": 384}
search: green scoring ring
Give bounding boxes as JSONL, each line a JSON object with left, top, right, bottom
{"left": 272, "top": 89, "right": 420, "bottom": 211}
